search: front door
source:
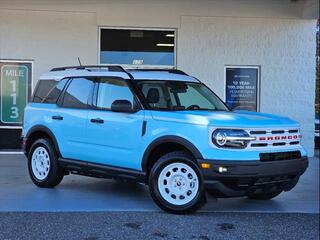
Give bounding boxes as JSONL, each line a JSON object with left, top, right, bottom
{"left": 86, "top": 77, "right": 144, "bottom": 170}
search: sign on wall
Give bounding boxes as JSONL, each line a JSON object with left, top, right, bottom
{"left": 225, "top": 66, "right": 260, "bottom": 111}
{"left": 0, "top": 60, "right": 32, "bottom": 128}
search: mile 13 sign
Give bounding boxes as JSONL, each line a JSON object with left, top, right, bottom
{"left": 0, "top": 61, "right": 32, "bottom": 126}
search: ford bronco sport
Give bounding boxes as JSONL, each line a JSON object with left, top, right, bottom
{"left": 23, "top": 65, "right": 308, "bottom": 214}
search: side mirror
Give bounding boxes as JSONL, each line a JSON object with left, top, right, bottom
{"left": 111, "top": 100, "right": 136, "bottom": 113}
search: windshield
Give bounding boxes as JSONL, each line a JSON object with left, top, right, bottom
{"left": 136, "top": 80, "right": 229, "bottom": 111}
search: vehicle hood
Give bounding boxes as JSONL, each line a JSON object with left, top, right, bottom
{"left": 150, "top": 110, "right": 299, "bottom": 128}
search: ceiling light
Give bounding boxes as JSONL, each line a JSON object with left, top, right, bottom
{"left": 156, "top": 43, "right": 174, "bottom": 47}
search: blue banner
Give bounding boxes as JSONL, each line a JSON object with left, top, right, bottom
{"left": 100, "top": 51, "right": 174, "bottom": 66}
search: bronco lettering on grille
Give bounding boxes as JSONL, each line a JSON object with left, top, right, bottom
{"left": 258, "top": 135, "right": 300, "bottom": 141}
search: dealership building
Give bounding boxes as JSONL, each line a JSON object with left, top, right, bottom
{"left": 0, "top": 0, "right": 318, "bottom": 156}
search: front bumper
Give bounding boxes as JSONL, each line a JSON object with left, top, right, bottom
{"left": 197, "top": 157, "right": 308, "bottom": 197}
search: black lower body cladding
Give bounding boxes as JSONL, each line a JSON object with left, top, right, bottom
{"left": 198, "top": 157, "right": 308, "bottom": 197}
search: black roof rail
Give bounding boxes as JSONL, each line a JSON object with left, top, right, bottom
{"left": 50, "top": 65, "right": 126, "bottom": 72}
{"left": 126, "top": 68, "right": 189, "bottom": 76}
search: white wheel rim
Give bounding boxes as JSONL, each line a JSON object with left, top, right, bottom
{"left": 31, "top": 147, "right": 50, "bottom": 180}
{"left": 157, "top": 162, "right": 199, "bottom": 206}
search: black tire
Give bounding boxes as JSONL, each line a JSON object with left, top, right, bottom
{"left": 148, "top": 151, "right": 206, "bottom": 214}
{"left": 247, "top": 190, "right": 282, "bottom": 200}
{"left": 28, "top": 138, "right": 64, "bottom": 188}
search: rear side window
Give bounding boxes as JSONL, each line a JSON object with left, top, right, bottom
{"left": 44, "top": 78, "right": 68, "bottom": 103}
{"left": 62, "top": 78, "right": 94, "bottom": 109}
{"left": 32, "top": 80, "right": 57, "bottom": 103}
{"left": 32, "top": 79, "right": 68, "bottom": 103}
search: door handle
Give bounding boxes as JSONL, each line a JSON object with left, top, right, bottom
{"left": 90, "top": 118, "right": 104, "bottom": 124}
{"left": 52, "top": 115, "right": 63, "bottom": 120}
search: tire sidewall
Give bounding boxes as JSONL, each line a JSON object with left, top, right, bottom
{"left": 149, "top": 153, "right": 206, "bottom": 213}
{"left": 28, "top": 138, "right": 58, "bottom": 185}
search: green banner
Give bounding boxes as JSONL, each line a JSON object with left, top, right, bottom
{"left": 1, "top": 65, "right": 28, "bottom": 123}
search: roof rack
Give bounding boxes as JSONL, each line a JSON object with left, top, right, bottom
{"left": 50, "top": 65, "right": 126, "bottom": 72}
{"left": 126, "top": 68, "right": 188, "bottom": 76}
{"left": 49, "top": 65, "right": 188, "bottom": 79}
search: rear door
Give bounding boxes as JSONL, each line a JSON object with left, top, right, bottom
{"left": 86, "top": 77, "right": 145, "bottom": 170}
{"left": 53, "top": 77, "right": 94, "bottom": 160}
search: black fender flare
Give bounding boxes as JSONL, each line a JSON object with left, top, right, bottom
{"left": 141, "top": 135, "right": 203, "bottom": 171}
{"left": 24, "top": 125, "right": 61, "bottom": 157}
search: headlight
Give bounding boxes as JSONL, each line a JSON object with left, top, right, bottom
{"left": 212, "top": 129, "right": 256, "bottom": 149}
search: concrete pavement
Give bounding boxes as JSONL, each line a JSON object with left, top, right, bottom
{"left": 0, "top": 152, "right": 319, "bottom": 213}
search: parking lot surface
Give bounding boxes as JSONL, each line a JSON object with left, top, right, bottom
{"left": 0, "top": 212, "right": 318, "bottom": 240}
{"left": 0, "top": 152, "right": 319, "bottom": 213}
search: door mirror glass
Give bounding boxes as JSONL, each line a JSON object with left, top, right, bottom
{"left": 111, "top": 100, "right": 134, "bottom": 113}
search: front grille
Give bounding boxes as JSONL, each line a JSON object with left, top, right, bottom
{"left": 271, "top": 130, "right": 285, "bottom": 134}
{"left": 259, "top": 151, "right": 301, "bottom": 161}
{"left": 250, "top": 130, "right": 266, "bottom": 135}
{"left": 248, "top": 128, "right": 301, "bottom": 149}
{"left": 273, "top": 142, "right": 286, "bottom": 146}
{"left": 251, "top": 143, "right": 268, "bottom": 147}
{"left": 288, "top": 130, "right": 299, "bottom": 133}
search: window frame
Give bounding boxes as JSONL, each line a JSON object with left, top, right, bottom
{"left": 98, "top": 26, "right": 177, "bottom": 69}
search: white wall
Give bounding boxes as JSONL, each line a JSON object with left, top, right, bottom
{"left": 0, "top": 9, "right": 97, "bottom": 86}
{"left": 0, "top": 0, "right": 317, "bottom": 156}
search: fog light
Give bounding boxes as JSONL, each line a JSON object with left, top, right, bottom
{"left": 201, "top": 163, "right": 211, "bottom": 169}
{"left": 218, "top": 166, "right": 227, "bottom": 173}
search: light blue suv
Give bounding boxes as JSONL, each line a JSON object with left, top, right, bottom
{"left": 23, "top": 65, "right": 308, "bottom": 213}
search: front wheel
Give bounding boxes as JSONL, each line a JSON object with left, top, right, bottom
{"left": 148, "top": 151, "right": 206, "bottom": 214}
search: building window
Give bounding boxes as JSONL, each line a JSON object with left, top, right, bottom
{"left": 99, "top": 28, "right": 175, "bottom": 67}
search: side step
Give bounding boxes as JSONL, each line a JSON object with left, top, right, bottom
{"left": 59, "top": 158, "right": 146, "bottom": 183}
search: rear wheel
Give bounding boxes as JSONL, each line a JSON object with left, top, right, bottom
{"left": 28, "top": 138, "right": 64, "bottom": 188}
{"left": 247, "top": 190, "right": 282, "bottom": 200}
{"left": 149, "top": 151, "right": 206, "bottom": 214}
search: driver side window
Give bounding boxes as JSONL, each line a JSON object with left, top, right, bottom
{"left": 139, "top": 82, "right": 177, "bottom": 109}
{"left": 96, "top": 78, "right": 134, "bottom": 110}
